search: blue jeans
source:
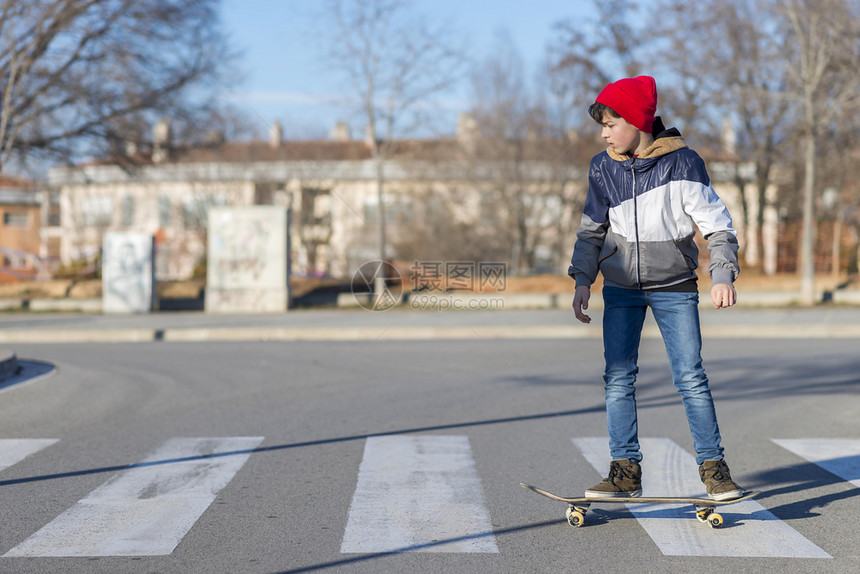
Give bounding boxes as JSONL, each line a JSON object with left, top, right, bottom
{"left": 602, "top": 286, "right": 724, "bottom": 465}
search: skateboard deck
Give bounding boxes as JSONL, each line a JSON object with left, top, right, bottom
{"left": 521, "top": 483, "right": 758, "bottom": 528}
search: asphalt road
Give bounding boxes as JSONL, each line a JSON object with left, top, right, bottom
{"left": 0, "top": 310, "right": 858, "bottom": 573}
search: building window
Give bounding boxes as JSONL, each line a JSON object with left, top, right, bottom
{"left": 363, "top": 193, "right": 411, "bottom": 226}
{"left": 121, "top": 196, "right": 135, "bottom": 227}
{"left": 158, "top": 195, "right": 172, "bottom": 227}
{"left": 182, "top": 192, "right": 226, "bottom": 229}
{"left": 81, "top": 196, "right": 114, "bottom": 227}
{"left": 46, "top": 191, "right": 60, "bottom": 227}
{"left": 3, "top": 212, "right": 29, "bottom": 227}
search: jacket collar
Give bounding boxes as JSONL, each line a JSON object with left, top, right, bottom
{"left": 606, "top": 126, "right": 687, "bottom": 162}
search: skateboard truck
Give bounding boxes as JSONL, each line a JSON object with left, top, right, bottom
{"left": 522, "top": 483, "right": 757, "bottom": 529}
{"left": 564, "top": 500, "right": 724, "bottom": 528}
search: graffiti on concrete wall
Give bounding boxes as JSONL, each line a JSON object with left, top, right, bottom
{"left": 102, "top": 232, "right": 154, "bottom": 313}
{"left": 206, "top": 207, "right": 289, "bottom": 312}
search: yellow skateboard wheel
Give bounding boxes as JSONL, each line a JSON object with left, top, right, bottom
{"left": 565, "top": 507, "right": 585, "bottom": 527}
{"left": 708, "top": 512, "right": 724, "bottom": 528}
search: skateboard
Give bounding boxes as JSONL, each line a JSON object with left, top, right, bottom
{"left": 521, "top": 483, "right": 758, "bottom": 529}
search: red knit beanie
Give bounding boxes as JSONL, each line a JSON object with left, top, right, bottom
{"left": 595, "top": 76, "right": 658, "bottom": 132}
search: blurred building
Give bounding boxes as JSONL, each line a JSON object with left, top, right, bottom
{"left": 0, "top": 174, "right": 60, "bottom": 281}
{"left": 47, "top": 118, "right": 774, "bottom": 281}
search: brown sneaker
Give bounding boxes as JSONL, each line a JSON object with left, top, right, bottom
{"left": 585, "top": 459, "right": 642, "bottom": 498}
{"left": 699, "top": 459, "right": 744, "bottom": 501}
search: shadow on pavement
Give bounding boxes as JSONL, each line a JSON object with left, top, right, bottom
{"left": 271, "top": 518, "right": 564, "bottom": 574}
{"left": 0, "top": 404, "right": 606, "bottom": 487}
{"left": 745, "top": 460, "right": 860, "bottom": 520}
{"left": 0, "top": 360, "right": 56, "bottom": 393}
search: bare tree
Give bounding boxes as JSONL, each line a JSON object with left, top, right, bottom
{"left": 391, "top": 182, "right": 509, "bottom": 265}
{"left": 779, "top": 0, "right": 860, "bottom": 304}
{"left": 650, "top": 0, "right": 794, "bottom": 273}
{"left": 549, "top": 0, "right": 646, "bottom": 121}
{"left": 466, "top": 33, "right": 581, "bottom": 274}
{"left": 0, "top": 0, "right": 235, "bottom": 171}
{"left": 321, "top": 0, "right": 464, "bottom": 296}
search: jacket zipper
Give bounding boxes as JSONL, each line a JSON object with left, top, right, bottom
{"left": 631, "top": 159, "right": 642, "bottom": 287}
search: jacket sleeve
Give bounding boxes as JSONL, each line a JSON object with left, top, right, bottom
{"left": 568, "top": 159, "right": 610, "bottom": 288}
{"left": 680, "top": 153, "right": 739, "bottom": 285}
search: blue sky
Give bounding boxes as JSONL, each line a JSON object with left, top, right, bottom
{"left": 219, "top": 0, "right": 592, "bottom": 139}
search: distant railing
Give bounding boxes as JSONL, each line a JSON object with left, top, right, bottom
{"left": 0, "top": 246, "right": 56, "bottom": 281}
{"left": 0, "top": 246, "right": 101, "bottom": 282}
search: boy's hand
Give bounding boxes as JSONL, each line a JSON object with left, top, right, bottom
{"left": 710, "top": 283, "right": 737, "bottom": 309}
{"left": 573, "top": 285, "right": 592, "bottom": 324}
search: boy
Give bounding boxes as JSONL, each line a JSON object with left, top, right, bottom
{"left": 569, "top": 76, "right": 744, "bottom": 501}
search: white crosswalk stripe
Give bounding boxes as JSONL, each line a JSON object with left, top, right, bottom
{"left": 340, "top": 435, "right": 498, "bottom": 553}
{"left": 772, "top": 439, "right": 860, "bottom": 487}
{"left": 0, "top": 435, "right": 853, "bottom": 560}
{"left": 4, "top": 436, "right": 263, "bottom": 557}
{"left": 0, "top": 438, "right": 59, "bottom": 472}
{"left": 573, "top": 437, "right": 831, "bottom": 558}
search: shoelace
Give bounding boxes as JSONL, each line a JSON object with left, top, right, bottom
{"left": 607, "top": 461, "right": 637, "bottom": 483}
{"left": 704, "top": 462, "right": 730, "bottom": 483}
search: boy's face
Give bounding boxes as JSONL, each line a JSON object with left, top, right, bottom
{"left": 599, "top": 113, "right": 641, "bottom": 155}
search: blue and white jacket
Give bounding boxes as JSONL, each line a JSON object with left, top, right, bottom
{"left": 569, "top": 128, "right": 739, "bottom": 290}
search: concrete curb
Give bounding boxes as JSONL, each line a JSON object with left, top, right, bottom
{"left": 0, "top": 288, "right": 859, "bottom": 313}
{"left": 340, "top": 290, "right": 860, "bottom": 310}
{"left": 2, "top": 323, "right": 860, "bottom": 344}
